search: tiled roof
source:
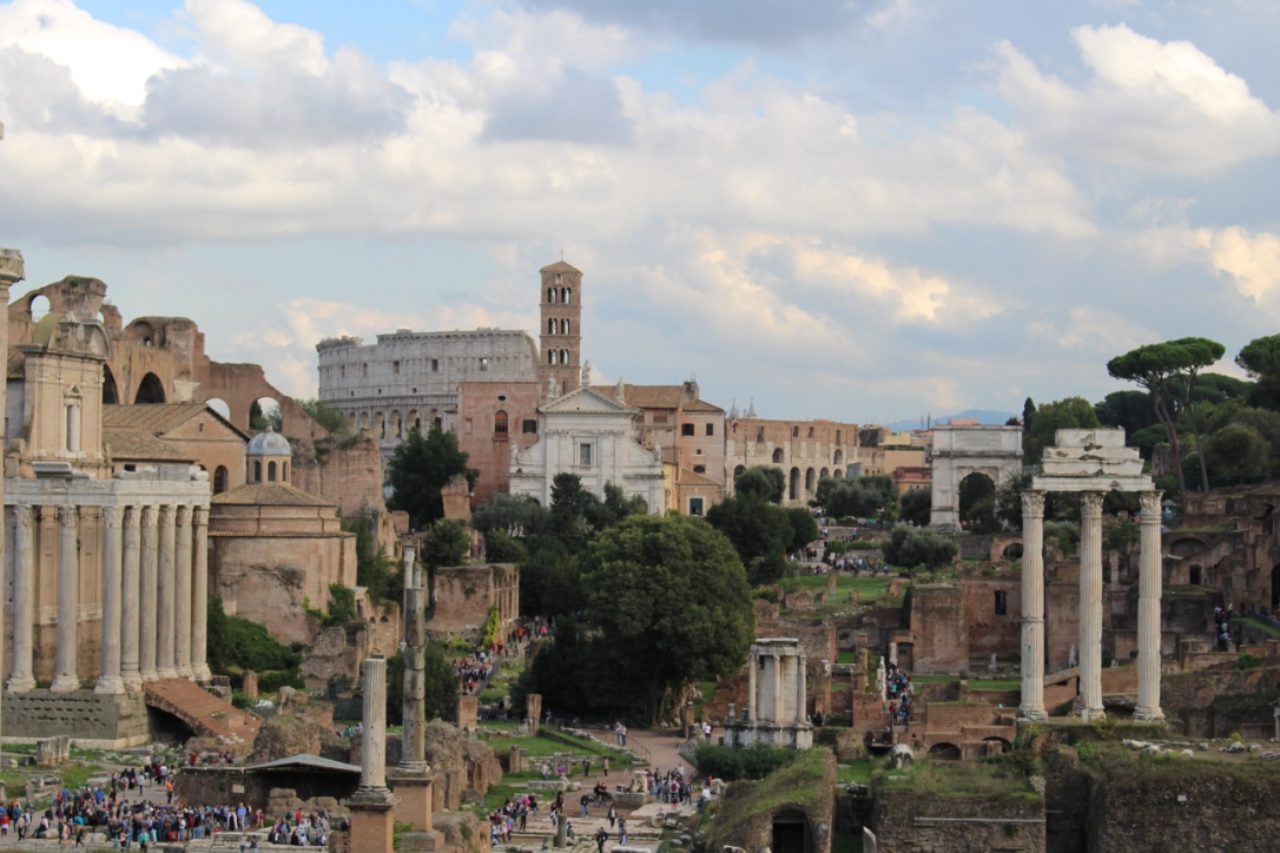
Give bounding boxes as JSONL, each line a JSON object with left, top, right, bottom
{"left": 539, "top": 260, "right": 581, "bottom": 274}
{"left": 677, "top": 469, "right": 722, "bottom": 487}
{"left": 212, "top": 482, "right": 332, "bottom": 507}
{"left": 104, "top": 428, "right": 190, "bottom": 461}
{"left": 592, "top": 384, "right": 725, "bottom": 413}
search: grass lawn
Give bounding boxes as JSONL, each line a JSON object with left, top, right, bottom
{"left": 480, "top": 729, "right": 625, "bottom": 762}
{"left": 480, "top": 658, "right": 528, "bottom": 704}
{"left": 836, "top": 650, "right": 857, "bottom": 664}
{"left": 779, "top": 574, "right": 902, "bottom": 606}
{"left": 836, "top": 760, "right": 873, "bottom": 784}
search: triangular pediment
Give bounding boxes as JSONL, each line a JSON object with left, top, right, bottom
{"left": 540, "top": 385, "right": 635, "bottom": 415}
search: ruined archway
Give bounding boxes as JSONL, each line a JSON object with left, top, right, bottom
{"left": 134, "top": 372, "right": 166, "bottom": 404}
{"left": 251, "top": 396, "right": 282, "bottom": 432}
{"left": 928, "top": 742, "right": 961, "bottom": 761}
{"left": 930, "top": 425, "right": 1023, "bottom": 530}
{"left": 804, "top": 467, "right": 816, "bottom": 495}
{"left": 958, "top": 471, "right": 999, "bottom": 533}
{"left": 205, "top": 397, "right": 231, "bottom": 420}
{"left": 789, "top": 467, "right": 800, "bottom": 501}
{"left": 28, "top": 293, "right": 51, "bottom": 321}
{"left": 102, "top": 365, "right": 120, "bottom": 405}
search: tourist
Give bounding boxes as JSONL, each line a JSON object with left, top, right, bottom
{"left": 595, "top": 825, "right": 609, "bottom": 853}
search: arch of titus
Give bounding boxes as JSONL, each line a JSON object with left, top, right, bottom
{"left": 1019, "top": 428, "right": 1163, "bottom": 722}
{"left": 930, "top": 425, "right": 1024, "bottom": 530}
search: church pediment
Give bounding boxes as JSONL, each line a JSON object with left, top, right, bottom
{"left": 540, "top": 385, "right": 635, "bottom": 415}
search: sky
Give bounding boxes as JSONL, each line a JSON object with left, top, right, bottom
{"left": 1, "top": 0, "right": 1279, "bottom": 425}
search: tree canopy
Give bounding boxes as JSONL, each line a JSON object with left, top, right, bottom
{"left": 817, "top": 475, "right": 896, "bottom": 519}
{"left": 881, "top": 526, "right": 958, "bottom": 571}
{"left": 1024, "top": 396, "right": 1100, "bottom": 463}
{"left": 1237, "top": 334, "right": 1280, "bottom": 411}
{"left": 734, "top": 466, "right": 785, "bottom": 503}
{"left": 385, "top": 425, "right": 476, "bottom": 529}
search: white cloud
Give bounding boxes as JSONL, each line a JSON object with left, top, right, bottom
{"left": 1207, "top": 227, "right": 1280, "bottom": 303}
{"left": 996, "top": 24, "right": 1280, "bottom": 174}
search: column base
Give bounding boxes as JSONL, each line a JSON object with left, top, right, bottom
{"left": 1018, "top": 707, "right": 1048, "bottom": 722}
{"left": 1078, "top": 707, "right": 1107, "bottom": 722}
{"left": 156, "top": 667, "right": 178, "bottom": 680}
{"left": 176, "top": 665, "right": 194, "bottom": 679}
{"left": 348, "top": 791, "right": 398, "bottom": 853}
{"left": 50, "top": 675, "right": 80, "bottom": 693}
{"left": 122, "top": 672, "right": 144, "bottom": 691}
{"left": 1133, "top": 706, "right": 1165, "bottom": 722}
{"left": 192, "top": 665, "right": 213, "bottom": 683}
{"left": 141, "top": 670, "right": 160, "bottom": 682}
{"left": 95, "top": 676, "right": 126, "bottom": 695}
{"left": 7, "top": 675, "right": 37, "bottom": 693}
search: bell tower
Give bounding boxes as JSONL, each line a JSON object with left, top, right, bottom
{"left": 538, "top": 260, "right": 583, "bottom": 400}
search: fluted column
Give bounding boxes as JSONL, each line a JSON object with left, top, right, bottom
{"left": 8, "top": 505, "right": 36, "bottom": 692}
{"left": 1078, "top": 491, "right": 1105, "bottom": 721}
{"left": 772, "top": 653, "right": 783, "bottom": 723}
{"left": 156, "top": 504, "right": 177, "bottom": 679}
{"left": 50, "top": 505, "right": 80, "bottom": 692}
{"left": 747, "top": 649, "right": 757, "bottom": 722}
{"left": 191, "top": 506, "right": 211, "bottom": 682}
{"left": 140, "top": 505, "right": 159, "bottom": 681}
{"left": 1135, "top": 491, "right": 1165, "bottom": 721}
{"left": 121, "top": 506, "right": 143, "bottom": 690}
{"left": 1019, "top": 490, "right": 1047, "bottom": 720}
{"left": 95, "top": 507, "right": 125, "bottom": 694}
{"left": 796, "top": 655, "right": 807, "bottom": 724}
{"left": 359, "top": 657, "right": 390, "bottom": 792}
{"left": 175, "top": 505, "right": 193, "bottom": 678}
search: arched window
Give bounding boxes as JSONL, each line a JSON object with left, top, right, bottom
{"left": 772, "top": 448, "right": 784, "bottom": 463}
{"left": 494, "top": 410, "right": 509, "bottom": 436}
{"left": 563, "top": 318, "right": 571, "bottom": 335}
{"left": 253, "top": 461, "right": 262, "bottom": 482}
{"left": 548, "top": 318, "right": 556, "bottom": 334}
{"left": 268, "top": 461, "right": 278, "bottom": 482}
{"left": 559, "top": 348, "right": 569, "bottom": 364}
{"left": 834, "top": 449, "right": 844, "bottom": 465}
{"left": 548, "top": 350, "right": 557, "bottom": 365}
{"left": 547, "top": 288, "right": 556, "bottom": 304}
{"left": 213, "top": 466, "right": 228, "bottom": 494}
{"left": 282, "top": 461, "right": 288, "bottom": 480}
{"left": 562, "top": 288, "right": 572, "bottom": 304}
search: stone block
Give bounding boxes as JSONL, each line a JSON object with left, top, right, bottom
{"left": 457, "top": 695, "right": 478, "bottom": 730}
{"left": 35, "top": 736, "right": 72, "bottom": 767}
{"left": 242, "top": 671, "right": 259, "bottom": 700}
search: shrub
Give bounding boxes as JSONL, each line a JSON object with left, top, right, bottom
{"left": 1235, "top": 652, "right": 1262, "bottom": 670}
{"left": 692, "top": 743, "right": 798, "bottom": 781}
{"left": 324, "top": 584, "right": 357, "bottom": 626}
{"left": 846, "top": 540, "right": 879, "bottom": 551}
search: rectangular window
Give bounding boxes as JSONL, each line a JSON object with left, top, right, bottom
{"left": 522, "top": 419, "right": 538, "bottom": 434}
{"left": 994, "top": 590, "right": 1008, "bottom": 616}
{"left": 465, "top": 418, "right": 473, "bottom": 435}
{"left": 479, "top": 357, "right": 490, "bottom": 370}
{"left": 362, "top": 363, "right": 368, "bottom": 377}
{"left": 431, "top": 359, "right": 439, "bottom": 372}
{"left": 705, "top": 423, "right": 714, "bottom": 436}
{"left": 653, "top": 412, "right": 668, "bottom": 424}
{"left": 393, "top": 361, "right": 401, "bottom": 374}
{"left": 792, "top": 426, "right": 799, "bottom": 437}
{"left": 681, "top": 423, "right": 695, "bottom": 437}
{"left": 579, "top": 443, "right": 593, "bottom": 466}
{"left": 836, "top": 429, "right": 842, "bottom": 443}
{"left": 689, "top": 497, "right": 704, "bottom": 517}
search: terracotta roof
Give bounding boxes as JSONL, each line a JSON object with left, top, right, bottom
{"left": 539, "top": 260, "right": 581, "bottom": 274}
{"left": 212, "top": 482, "right": 333, "bottom": 507}
{"left": 104, "top": 428, "right": 191, "bottom": 462}
{"left": 104, "top": 403, "right": 247, "bottom": 438}
{"left": 592, "top": 384, "right": 724, "bottom": 413}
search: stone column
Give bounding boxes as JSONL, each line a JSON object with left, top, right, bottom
{"left": 156, "top": 504, "right": 177, "bottom": 679}
{"left": 747, "top": 649, "right": 757, "bottom": 722}
{"left": 174, "top": 505, "right": 193, "bottom": 678}
{"left": 0, "top": 251, "right": 19, "bottom": 745}
{"left": 399, "top": 586, "right": 428, "bottom": 771}
{"left": 191, "top": 506, "right": 212, "bottom": 682}
{"left": 1135, "top": 490, "right": 1165, "bottom": 721}
{"left": 51, "top": 505, "right": 81, "bottom": 692}
{"left": 121, "top": 506, "right": 143, "bottom": 690}
{"left": 350, "top": 656, "right": 397, "bottom": 853}
{"left": 796, "top": 654, "right": 808, "bottom": 724}
{"left": 360, "top": 657, "right": 390, "bottom": 791}
{"left": 772, "top": 653, "right": 783, "bottom": 724}
{"left": 1078, "top": 491, "right": 1105, "bottom": 720}
{"left": 95, "top": 506, "right": 125, "bottom": 694}
{"left": 1019, "top": 490, "right": 1047, "bottom": 720}
{"left": 139, "top": 505, "right": 159, "bottom": 681}
{"left": 8, "top": 505, "right": 37, "bottom": 692}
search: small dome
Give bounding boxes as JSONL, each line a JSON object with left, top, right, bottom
{"left": 247, "top": 427, "right": 291, "bottom": 456}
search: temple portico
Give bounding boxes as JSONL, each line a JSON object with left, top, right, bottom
{"left": 1019, "top": 428, "right": 1162, "bottom": 722}
{"left": 724, "top": 638, "right": 813, "bottom": 749}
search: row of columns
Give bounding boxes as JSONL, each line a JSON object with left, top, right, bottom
{"left": 746, "top": 651, "right": 807, "bottom": 725}
{"left": 8, "top": 502, "right": 210, "bottom": 694}
{"left": 1019, "top": 490, "right": 1163, "bottom": 721}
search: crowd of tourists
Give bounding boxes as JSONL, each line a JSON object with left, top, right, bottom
{"left": 455, "top": 651, "right": 496, "bottom": 693}
{"left": 645, "top": 767, "right": 692, "bottom": 805}
{"left": 0, "top": 758, "right": 340, "bottom": 848}
{"left": 884, "top": 663, "right": 915, "bottom": 726}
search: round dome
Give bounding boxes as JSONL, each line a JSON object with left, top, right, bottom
{"left": 247, "top": 428, "right": 291, "bottom": 456}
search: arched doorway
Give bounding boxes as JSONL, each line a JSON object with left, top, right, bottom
{"left": 770, "top": 809, "right": 811, "bottom": 853}
{"left": 929, "top": 425, "right": 1023, "bottom": 528}
{"left": 102, "top": 365, "right": 120, "bottom": 405}
{"left": 789, "top": 467, "right": 800, "bottom": 501}
{"left": 958, "top": 472, "right": 998, "bottom": 533}
{"left": 804, "top": 467, "right": 816, "bottom": 495}
{"left": 928, "top": 742, "right": 961, "bottom": 760}
{"left": 134, "top": 372, "right": 166, "bottom": 404}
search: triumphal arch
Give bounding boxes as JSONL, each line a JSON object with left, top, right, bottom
{"left": 1019, "top": 428, "right": 1163, "bottom": 722}
{"left": 930, "top": 425, "right": 1024, "bottom": 530}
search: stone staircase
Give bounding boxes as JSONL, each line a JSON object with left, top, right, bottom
{"left": 143, "top": 678, "right": 262, "bottom": 755}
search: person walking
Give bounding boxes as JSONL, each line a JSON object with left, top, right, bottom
{"left": 595, "top": 825, "right": 608, "bottom": 853}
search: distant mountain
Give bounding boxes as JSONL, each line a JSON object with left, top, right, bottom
{"left": 884, "top": 409, "right": 1017, "bottom": 431}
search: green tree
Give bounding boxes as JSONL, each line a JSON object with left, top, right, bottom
{"left": 1024, "top": 396, "right": 1100, "bottom": 463}
{"left": 822, "top": 475, "right": 895, "bottom": 519}
{"left": 296, "top": 398, "right": 351, "bottom": 435}
{"left": 422, "top": 518, "right": 470, "bottom": 570}
{"left": 386, "top": 425, "right": 477, "bottom": 529}
{"left": 579, "top": 515, "right": 754, "bottom": 722}
{"left": 347, "top": 512, "right": 400, "bottom": 604}
{"left": 1094, "top": 391, "right": 1157, "bottom": 444}
{"left": 706, "top": 495, "right": 793, "bottom": 566}
{"left": 958, "top": 474, "right": 999, "bottom": 533}
{"left": 899, "top": 487, "right": 931, "bottom": 527}
{"left": 734, "top": 466, "right": 785, "bottom": 503}
{"left": 518, "top": 536, "right": 583, "bottom": 617}
{"left": 1200, "top": 423, "right": 1270, "bottom": 486}
{"left": 1108, "top": 337, "right": 1226, "bottom": 496}
{"left": 1022, "top": 397, "right": 1036, "bottom": 436}
{"left": 249, "top": 400, "right": 284, "bottom": 432}
{"left": 550, "top": 472, "right": 603, "bottom": 547}
{"left": 484, "top": 529, "right": 529, "bottom": 564}
{"left": 881, "top": 526, "right": 957, "bottom": 570}
{"left": 1237, "top": 334, "right": 1280, "bottom": 410}
{"left": 471, "top": 494, "right": 550, "bottom": 537}
{"left": 784, "top": 507, "right": 819, "bottom": 553}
